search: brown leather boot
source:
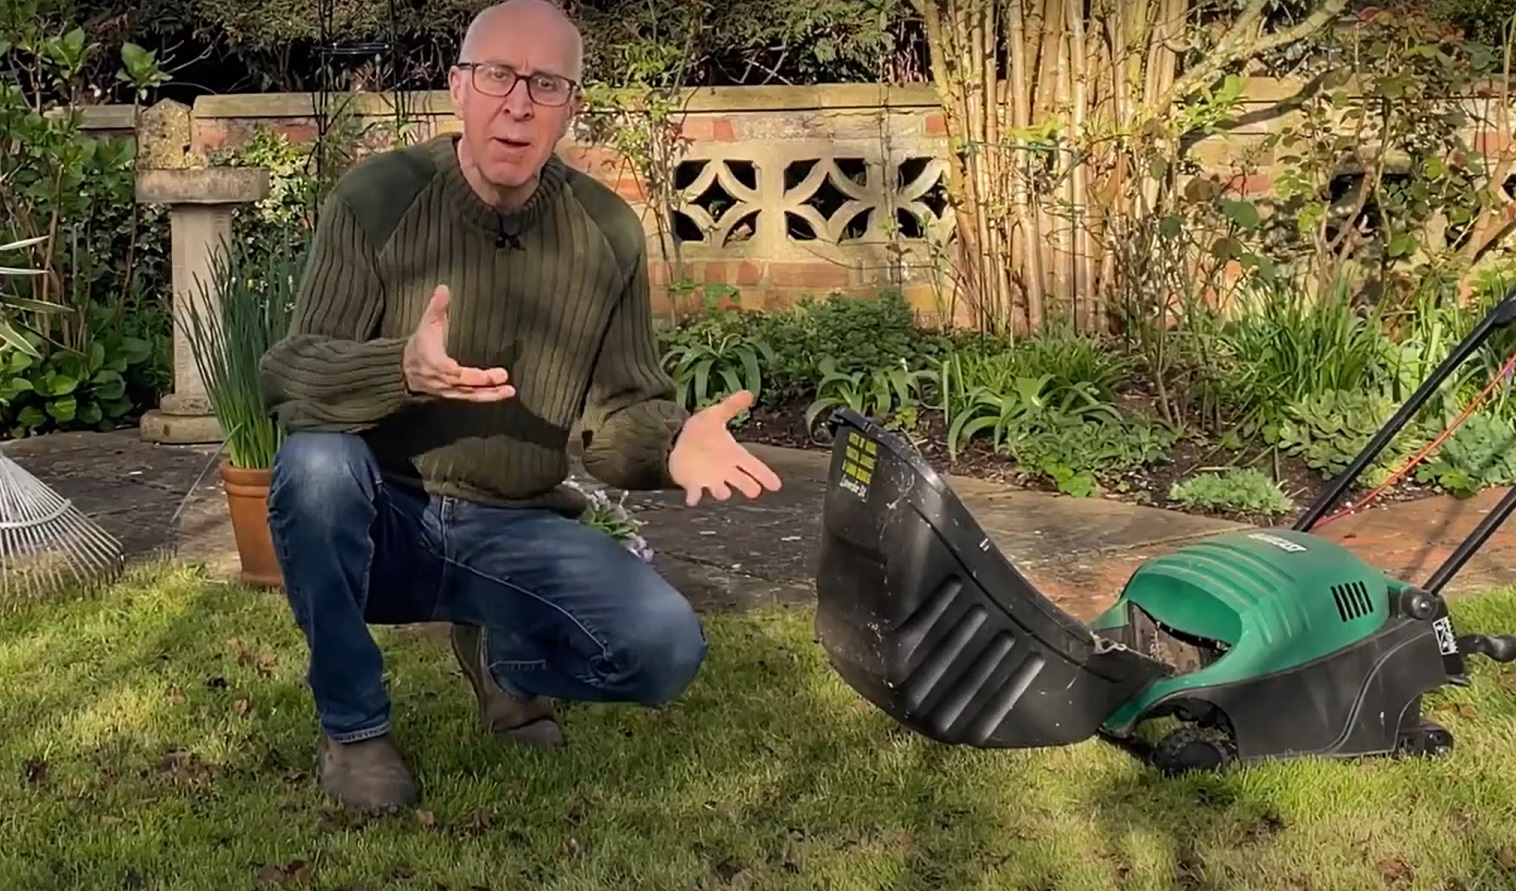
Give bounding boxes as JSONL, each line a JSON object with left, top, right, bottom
{"left": 450, "top": 623, "right": 566, "bottom": 749}
{"left": 315, "top": 733, "right": 417, "bottom": 812}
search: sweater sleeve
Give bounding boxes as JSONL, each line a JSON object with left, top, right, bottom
{"left": 579, "top": 245, "right": 689, "bottom": 491}
{"left": 259, "top": 193, "right": 417, "bottom": 432}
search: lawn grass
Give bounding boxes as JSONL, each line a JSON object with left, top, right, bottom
{"left": 2, "top": 563, "right": 1516, "bottom": 890}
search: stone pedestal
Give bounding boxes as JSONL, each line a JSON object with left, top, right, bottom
{"left": 135, "top": 166, "right": 271, "bottom": 444}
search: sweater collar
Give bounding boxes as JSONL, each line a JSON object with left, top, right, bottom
{"left": 427, "top": 134, "right": 567, "bottom": 239}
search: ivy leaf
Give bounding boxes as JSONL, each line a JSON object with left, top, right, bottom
{"left": 1219, "top": 199, "right": 1260, "bottom": 230}
{"left": 1210, "top": 236, "right": 1242, "bottom": 261}
{"left": 91, "top": 369, "right": 126, "bottom": 401}
{"left": 15, "top": 405, "right": 45, "bottom": 430}
{"left": 44, "top": 395, "right": 77, "bottom": 423}
{"left": 1386, "top": 233, "right": 1418, "bottom": 258}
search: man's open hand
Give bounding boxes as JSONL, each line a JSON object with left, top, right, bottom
{"left": 668, "top": 390, "right": 783, "bottom": 507}
{"left": 402, "top": 285, "right": 516, "bottom": 401}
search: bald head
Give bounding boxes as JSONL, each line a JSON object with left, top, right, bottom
{"left": 447, "top": 0, "right": 585, "bottom": 205}
{"left": 460, "top": 0, "right": 584, "bottom": 81}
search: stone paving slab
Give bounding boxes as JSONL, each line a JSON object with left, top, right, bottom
{"left": 1314, "top": 487, "right": 1516, "bottom": 595}
{"left": 0, "top": 430, "right": 228, "bottom": 570}
{"left": 626, "top": 444, "right": 1246, "bottom": 579}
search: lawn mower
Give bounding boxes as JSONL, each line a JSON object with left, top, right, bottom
{"left": 812, "top": 286, "right": 1516, "bottom": 775}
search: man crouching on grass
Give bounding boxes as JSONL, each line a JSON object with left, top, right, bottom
{"left": 257, "top": 0, "right": 782, "bottom": 812}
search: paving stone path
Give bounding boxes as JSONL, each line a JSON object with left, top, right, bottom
{"left": 3, "top": 429, "right": 1515, "bottom": 620}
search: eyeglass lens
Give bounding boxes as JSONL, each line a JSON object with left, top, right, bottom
{"left": 471, "top": 63, "right": 572, "bottom": 105}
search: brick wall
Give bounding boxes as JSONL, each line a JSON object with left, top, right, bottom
{"left": 82, "top": 79, "right": 1514, "bottom": 323}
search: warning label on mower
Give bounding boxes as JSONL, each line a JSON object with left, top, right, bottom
{"left": 838, "top": 432, "right": 875, "bottom": 500}
{"left": 1433, "top": 616, "right": 1458, "bottom": 656}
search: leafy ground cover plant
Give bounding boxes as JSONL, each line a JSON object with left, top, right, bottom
{"left": 1169, "top": 467, "right": 1297, "bottom": 518}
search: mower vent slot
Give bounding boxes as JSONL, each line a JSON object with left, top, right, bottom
{"left": 1331, "top": 581, "right": 1373, "bottom": 622}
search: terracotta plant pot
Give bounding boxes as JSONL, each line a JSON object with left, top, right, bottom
{"left": 219, "top": 460, "right": 284, "bottom": 589}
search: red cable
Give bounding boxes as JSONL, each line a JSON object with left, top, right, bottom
{"left": 1313, "top": 346, "right": 1516, "bottom": 529}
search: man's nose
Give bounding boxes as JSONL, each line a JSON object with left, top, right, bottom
{"left": 502, "top": 78, "right": 535, "bottom": 117}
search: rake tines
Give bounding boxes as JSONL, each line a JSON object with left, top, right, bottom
{"left": 0, "top": 453, "right": 124, "bottom": 602}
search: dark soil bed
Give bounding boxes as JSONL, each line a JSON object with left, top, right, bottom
{"left": 737, "top": 400, "right": 1442, "bottom": 528}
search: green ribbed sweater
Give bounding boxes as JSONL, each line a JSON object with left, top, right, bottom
{"left": 258, "top": 134, "right": 688, "bottom": 513}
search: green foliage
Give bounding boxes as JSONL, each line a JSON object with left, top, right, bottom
{"left": 1415, "top": 415, "right": 1516, "bottom": 497}
{"left": 939, "top": 333, "right": 1135, "bottom": 402}
{"left": 0, "top": 308, "right": 153, "bottom": 436}
{"left": 1426, "top": 0, "right": 1515, "bottom": 47}
{"left": 658, "top": 296, "right": 774, "bottom": 416}
{"left": 804, "top": 356, "right": 937, "bottom": 437}
{"left": 931, "top": 343, "right": 1173, "bottom": 496}
{"left": 163, "top": 0, "right": 915, "bottom": 90}
{"left": 1169, "top": 467, "right": 1296, "bottom": 517}
{"left": 179, "top": 235, "right": 303, "bottom": 470}
{"left": 1004, "top": 416, "right": 1177, "bottom": 498}
{"left": 0, "top": 14, "right": 173, "bottom": 434}
{"left": 216, "top": 129, "right": 320, "bottom": 261}
{"left": 569, "top": 482, "right": 653, "bottom": 562}
{"left": 662, "top": 289, "right": 1176, "bottom": 497}
{"left": 940, "top": 368, "right": 1122, "bottom": 460}
{"left": 1219, "top": 283, "right": 1398, "bottom": 434}
{"left": 0, "top": 235, "right": 66, "bottom": 356}
{"left": 1254, "top": 10, "right": 1506, "bottom": 299}
{"left": 1269, "top": 389, "right": 1430, "bottom": 485}
{"left": 759, "top": 291, "right": 940, "bottom": 402}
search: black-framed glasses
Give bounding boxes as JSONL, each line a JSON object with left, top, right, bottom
{"left": 456, "top": 62, "right": 578, "bottom": 106}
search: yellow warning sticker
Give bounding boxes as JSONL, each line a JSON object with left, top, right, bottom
{"left": 837, "top": 431, "right": 875, "bottom": 500}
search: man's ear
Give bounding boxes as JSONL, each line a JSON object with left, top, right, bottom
{"left": 561, "top": 94, "right": 583, "bottom": 142}
{"left": 447, "top": 67, "right": 467, "bottom": 116}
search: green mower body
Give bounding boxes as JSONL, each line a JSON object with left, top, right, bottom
{"left": 1086, "top": 530, "right": 1464, "bottom": 765}
{"left": 1091, "top": 529, "right": 1404, "bottom": 730}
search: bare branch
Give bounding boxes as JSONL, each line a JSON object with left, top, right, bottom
{"left": 1157, "top": 0, "right": 1349, "bottom": 123}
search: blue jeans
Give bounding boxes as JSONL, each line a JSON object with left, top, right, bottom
{"left": 265, "top": 432, "right": 708, "bottom": 743}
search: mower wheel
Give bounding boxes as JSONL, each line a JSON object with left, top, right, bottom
{"left": 1152, "top": 726, "right": 1236, "bottom": 776}
{"left": 1395, "top": 719, "right": 1454, "bottom": 759}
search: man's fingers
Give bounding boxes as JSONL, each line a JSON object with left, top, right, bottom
{"left": 683, "top": 462, "right": 774, "bottom": 506}
{"left": 436, "top": 383, "right": 517, "bottom": 402}
{"left": 681, "top": 478, "right": 732, "bottom": 507}
{"left": 726, "top": 468, "right": 764, "bottom": 499}
{"left": 737, "top": 451, "right": 782, "bottom": 492}
{"left": 455, "top": 384, "right": 517, "bottom": 402}
{"left": 452, "top": 365, "right": 510, "bottom": 388}
{"left": 417, "top": 359, "right": 508, "bottom": 390}
{"left": 413, "top": 363, "right": 515, "bottom": 402}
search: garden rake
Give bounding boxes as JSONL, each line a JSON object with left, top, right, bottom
{"left": 0, "top": 233, "right": 125, "bottom": 600}
{"left": 0, "top": 450, "right": 125, "bottom": 602}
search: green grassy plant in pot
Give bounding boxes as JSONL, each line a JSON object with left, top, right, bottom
{"left": 179, "top": 236, "right": 303, "bottom": 588}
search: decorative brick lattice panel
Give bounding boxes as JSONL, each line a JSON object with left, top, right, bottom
{"left": 667, "top": 141, "right": 954, "bottom": 258}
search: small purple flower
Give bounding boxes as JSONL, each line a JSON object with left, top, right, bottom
{"left": 566, "top": 476, "right": 654, "bottom": 562}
